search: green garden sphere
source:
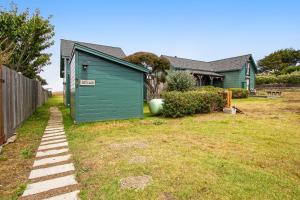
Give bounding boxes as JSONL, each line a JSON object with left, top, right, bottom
{"left": 148, "top": 99, "right": 164, "bottom": 115}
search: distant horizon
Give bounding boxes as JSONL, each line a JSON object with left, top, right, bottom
{"left": 2, "top": 0, "right": 300, "bottom": 91}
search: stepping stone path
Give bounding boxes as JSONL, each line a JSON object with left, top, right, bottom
{"left": 21, "top": 107, "right": 80, "bottom": 200}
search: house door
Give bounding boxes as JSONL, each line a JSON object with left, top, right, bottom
{"left": 246, "top": 78, "right": 250, "bottom": 90}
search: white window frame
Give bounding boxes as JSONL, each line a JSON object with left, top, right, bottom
{"left": 246, "top": 62, "right": 250, "bottom": 76}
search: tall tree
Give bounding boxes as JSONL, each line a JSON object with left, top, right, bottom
{"left": 0, "top": 37, "right": 14, "bottom": 65}
{"left": 124, "top": 52, "right": 170, "bottom": 99}
{"left": 258, "top": 48, "right": 300, "bottom": 73}
{"left": 0, "top": 4, "right": 54, "bottom": 84}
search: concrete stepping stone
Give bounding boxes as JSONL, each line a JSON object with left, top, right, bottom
{"left": 120, "top": 175, "right": 152, "bottom": 190}
{"left": 43, "top": 190, "right": 80, "bottom": 200}
{"left": 43, "top": 132, "right": 65, "bottom": 138}
{"left": 43, "top": 131, "right": 65, "bottom": 136}
{"left": 45, "top": 127, "right": 64, "bottom": 131}
{"left": 41, "top": 135, "right": 66, "bottom": 142}
{"left": 41, "top": 138, "right": 67, "bottom": 145}
{"left": 110, "top": 141, "right": 148, "bottom": 150}
{"left": 36, "top": 148, "right": 69, "bottom": 157}
{"left": 46, "top": 127, "right": 63, "bottom": 130}
{"left": 129, "top": 156, "right": 147, "bottom": 164}
{"left": 33, "top": 154, "right": 71, "bottom": 167}
{"left": 29, "top": 163, "right": 75, "bottom": 179}
{"left": 22, "top": 175, "right": 77, "bottom": 196}
{"left": 38, "top": 142, "right": 68, "bottom": 151}
{"left": 44, "top": 130, "right": 64, "bottom": 134}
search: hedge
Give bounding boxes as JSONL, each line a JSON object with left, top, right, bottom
{"left": 195, "top": 86, "right": 248, "bottom": 99}
{"left": 227, "top": 88, "right": 249, "bottom": 98}
{"left": 194, "top": 85, "right": 224, "bottom": 93}
{"left": 256, "top": 71, "right": 300, "bottom": 85}
{"left": 161, "top": 91, "right": 226, "bottom": 118}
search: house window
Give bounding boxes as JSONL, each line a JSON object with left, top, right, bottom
{"left": 246, "top": 62, "right": 250, "bottom": 76}
{"left": 246, "top": 78, "right": 250, "bottom": 90}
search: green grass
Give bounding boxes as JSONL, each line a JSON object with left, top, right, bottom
{"left": 60, "top": 92, "right": 300, "bottom": 200}
{"left": 0, "top": 95, "right": 62, "bottom": 199}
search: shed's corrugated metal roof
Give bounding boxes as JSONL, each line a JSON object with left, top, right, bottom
{"left": 61, "top": 39, "right": 126, "bottom": 59}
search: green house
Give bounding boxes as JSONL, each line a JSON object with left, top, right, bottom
{"left": 163, "top": 54, "right": 257, "bottom": 90}
{"left": 60, "top": 40, "right": 148, "bottom": 123}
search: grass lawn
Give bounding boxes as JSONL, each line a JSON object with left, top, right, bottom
{"left": 59, "top": 92, "right": 300, "bottom": 200}
{"left": 0, "top": 96, "right": 62, "bottom": 200}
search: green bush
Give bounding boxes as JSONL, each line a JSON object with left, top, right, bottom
{"left": 166, "top": 71, "right": 196, "bottom": 92}
{"left": 161, "top": 91, "right": 226, "bottom": 118}
{"left": 194, "top": 85, "right": 224, "bottom": 93}
{"left": 280, "top": 66, "right": 300, "bottom": 74}
{"left": 256, "top": 71, "right": 300, "bottom": 85}
{"left": 227, "top": 88, "right": 249, "bottom": 98}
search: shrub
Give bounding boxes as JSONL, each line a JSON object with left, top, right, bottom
{"left": 256, "top": 71, "right": 300, "bottom": 85}
{"left": 166, "top": 71, "right": 196, "bottom": 92}
{"left": 280, "top": 66, "right": 300, "bottom": 74}
{"left": 194, "top": 85, "right": 224, "bottom": 93}
{"left": 161, "top": 91, "right": 226, "bottom": 118}
{"left": 227, "top": 88, "right": 249, "bottom": 98}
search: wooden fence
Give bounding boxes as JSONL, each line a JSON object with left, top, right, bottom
{"left": 0, "top": 66, "right": 49, "bottom": 145}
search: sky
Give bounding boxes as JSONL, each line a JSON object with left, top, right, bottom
{"left": 1, "top": 0, "right": 300, "bottom": 91}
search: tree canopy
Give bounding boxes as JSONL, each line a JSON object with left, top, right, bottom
{"left": 0, "top": 4, "right": 54, "bottom": 84}
{"left": 258, "top": 48, "right": 300, "bottom": 74}
{"left": 124, "top": 52, "right": 170, "bottom": 99}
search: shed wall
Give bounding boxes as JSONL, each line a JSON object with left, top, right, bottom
{"left": 70, "top": 53, "right": 76, "bottom": 120}
{"left": 75, "top": 50, "right": 144, "bottom": 122}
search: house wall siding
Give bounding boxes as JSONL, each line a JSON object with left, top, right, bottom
{"left": 75, "top": 50, "right": 144, "bottom": 123}
{"left": 239, "top": 63, "right": 256, "bottom": 89}
{"left": 219, "top": 70, "right": 241, "bottom": 88}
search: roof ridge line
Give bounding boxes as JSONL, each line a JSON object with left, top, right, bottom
{"left": 61, "top": 39, "right": 123, "bottom": 50}
{"left": 209, "top": 54, "right": 251, "bottom": 63}
{"left": 162, "top": 55, "right": 208, "bottom": 63}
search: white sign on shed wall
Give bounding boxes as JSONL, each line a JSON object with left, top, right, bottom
{"left": 80, "top": 80, "right": 95, "bottom": 86}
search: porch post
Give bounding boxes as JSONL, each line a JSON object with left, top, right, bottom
{"left": 199, "top": 75, "right": 202, "bottom": 87}
{"left": 209, "top": 76, "right": 214, "bottom": 85}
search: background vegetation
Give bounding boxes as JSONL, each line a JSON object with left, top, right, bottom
{"left": 0, "top": 3, "right": 54, "bottom": 84}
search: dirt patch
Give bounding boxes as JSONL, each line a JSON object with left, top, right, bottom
{"left": 120, "top": 175, "right": 152, "bottom": 190}
{"left": 110, "top": 141, "right": 148, "bottom": 150}
{"left": 129, "top": 156, "right": 148, "bottom": 164}
{"left": 157, "top": 192, "right": 177, "bottom": 200}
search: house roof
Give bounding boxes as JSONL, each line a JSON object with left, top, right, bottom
{"left": 61, "top": 39, "right": 126, "bottom": 59}
{"left": 60, "top": 39, "right": 126, "bottom": 77}
{"left": 71, "top": 43, "right": 149, "bottom": 73}
{"left": 162, "top": 54, "right": 256, "bottom": 73}
{"left": 163, "top": 55, "right": 212, "bottom": 71}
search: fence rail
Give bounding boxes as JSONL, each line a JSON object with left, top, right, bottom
{"left": 0, "top": 65, "right": 48, "bottom": 144}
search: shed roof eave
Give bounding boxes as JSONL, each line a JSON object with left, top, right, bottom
{"left": 71, "top": 43, "right": 149, "bottom": 73}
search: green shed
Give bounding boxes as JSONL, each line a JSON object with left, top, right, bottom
{"left": 67, "top": 43, "right": 148, "bottom": 123}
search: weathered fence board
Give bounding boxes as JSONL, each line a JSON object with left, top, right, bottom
{"left": 0, "top": 66, "right": 49, "bottom": 144}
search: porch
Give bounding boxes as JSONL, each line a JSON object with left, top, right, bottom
{"left": 191, "top": 70, "right": 224, "bottom": 88}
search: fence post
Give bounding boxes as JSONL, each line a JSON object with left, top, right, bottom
{"left": 0, "top": 66, "right": 5, "bottom": 144}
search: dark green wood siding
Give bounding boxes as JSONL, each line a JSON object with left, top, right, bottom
{"left": 219, "top": 70, "right": 242, "bottom": 88}
{"left": 219, "top": 63, "right": 256, "bottom": 89}
{"left": 75, "top": 50, "right": 144, "bottom": 123}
